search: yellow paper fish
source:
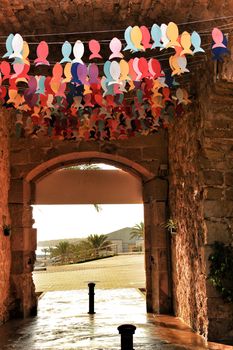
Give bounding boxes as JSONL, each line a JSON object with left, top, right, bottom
{"left": 22, "top": 41, "right": 30, "bottom": 65}
{"left": 166, "top": 22, "right": 180, "bottom": 48}
{"left": 169, "top": 55, "right": 182, "bottom": 76}
{"left": 7, "top": 89, "right": 17, "bottom": 104}
{"left": 119, "top": 59, "right": 131, "bottom": 81}
{"left": 180, "top": 31, "right": 193, "bottom": 55}
{"left": 130, "top": 26, "right": 145, "bottom": 51}
{"left": 62, "top": 63, "right": 72, "bottom": 83}
{"left": 128, "top": 80, "right": 135, "bottom": 91}
{"left": 83, "top": 84, "right": 92, "bottom": 95}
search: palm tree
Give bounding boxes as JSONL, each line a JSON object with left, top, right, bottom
{"left": 52, "top": 241, "right": 71, "bottom": 263}
{"left": 81, "top": 234, "right": 111, "bottom": 258}
{"left": 130, "top": 222, "right": 144, "bottom": 240}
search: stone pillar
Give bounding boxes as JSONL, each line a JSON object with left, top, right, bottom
{"left": 9, "top": 179, "right": 37, "bottom": 318}
{"left": 143, "top": 178, "right": 171, "bottom": 314}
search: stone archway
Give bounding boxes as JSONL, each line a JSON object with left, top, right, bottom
{"left": 9, "top": 150, "right": 171, "bottom": 318}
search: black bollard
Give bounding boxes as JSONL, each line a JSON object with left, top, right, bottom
{"left": 88, "top": 282, "right": 96, "bottom": 314}
{"left": 117, "top": 324, "right": 136, "bottom": 350}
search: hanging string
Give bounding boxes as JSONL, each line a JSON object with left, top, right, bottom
{"left": 0, "top": 14, "right": 233, "bottom": 39}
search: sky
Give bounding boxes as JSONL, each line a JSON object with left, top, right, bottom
{"left": 33, "top": 204, "right": 144, "bottom": 242}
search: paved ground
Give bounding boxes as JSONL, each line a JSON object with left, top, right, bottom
{"left": 0, "top": 255, "right": 230, "bottom": 350}
{"left": 0, "top": 289, "right": 230, "bottom": 350}
{"left": 33, "top": 254, "right": 145, "bottom": 292}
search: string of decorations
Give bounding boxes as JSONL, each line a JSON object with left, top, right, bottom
{"left": 0, "top": 22, "right": 230, "bottom": 141}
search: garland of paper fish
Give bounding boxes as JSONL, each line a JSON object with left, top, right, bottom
{"left": 0, "top": 25, "right": 229, "bottom": 140}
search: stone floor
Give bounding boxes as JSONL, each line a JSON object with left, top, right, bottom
{"left": 0, "top": 288, "right": 231, "bottom": 350}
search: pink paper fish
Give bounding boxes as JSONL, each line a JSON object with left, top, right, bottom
{"left": 212, "top": 28, "right": 226, "bottom": 48}
{"left": 11, "top": 63, "right": 24, "bottom": 79}
{"left": 34, "top": 41, "right": 50, "bottom": 66}
{"left": 88, "top": 40, "right": 102, "bottom": 59}
{"left": 109, "top": 37, "right": 123, "bottom": 59}
{"left": 140, "top": 26, "right": 152, "bottom": 49}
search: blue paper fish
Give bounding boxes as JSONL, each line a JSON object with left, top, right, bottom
{"left": 212, "top": 35, "right": 229, "bottom": 61}
{"left": 151, "top": 24, "right": 164, "bottom": 49}
{"left": 123, "top": 26, "right": 137, "bottom": 51}
{"left": 3, "top": 33, "right": 14, "bottom": 58}
{"left": 71, "top": 63, "right": 82, "bottom": 84}
{"left": 60, "top": 41, "right": 72, "bottom": 64}
{"left": 36, "top": 76, "right": 46, "bottom": 95}
{"left": 191, "top": 31, "right": 205, "bottom": 54}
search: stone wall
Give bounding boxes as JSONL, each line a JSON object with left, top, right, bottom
{"left": 200, "top": 80, "right": 233, "bottom": 343}
{"left": 169, "top": 60, "right": 233, "bottom": 342}
{"left": 0, "top": 109, "right": 11, "bottom": 324}
{"left": 168, "top": 98, "right": 208, "bottom": 338}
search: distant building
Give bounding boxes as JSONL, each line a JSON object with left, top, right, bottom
{"left": 106, "top": 227, "right": 144, "bottom": 253}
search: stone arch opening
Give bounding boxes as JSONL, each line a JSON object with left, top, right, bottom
{"left": 9, "top": 151, "right": 171, "bottom": 318}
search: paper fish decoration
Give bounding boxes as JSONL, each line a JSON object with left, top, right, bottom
{"left": 166, "top": 22, "right": 180, "bottom": 48}
{"left": 11, "top": 63, "right": 24, "bottom": 79}
{"left": 128, "top": 58, "right": 137, "bottom": 81}
{"left": 176, "top": 88, "right": 184, "bottom": 104}
{"left": 89, "top": 39, "right": 102, "bottom": 59}
{"left": 109, "top": 61, "right": 121, "bottom": 85}
{"left": 36, "top": 76, "right": 46, "bottom": 95}
{"left": 211, "top": 35, "right": 229, "bottom": 61}
{"left": 123, "top": 26, "right": 137, "bottom": 51}
{"left": 182, "top": 88, "right": 191, "bottom": 104}
{"left": 88, "top": 63, "right": 100, "bottom": 84}
{"left": 138, "top": 57, "right": 149, "bottom": 79}
{"left": 212, "top": 28, "right": 226, "bottom": 48}
{"left": 131, "top": 26, "right": 145, "bottom": 51}
{"left": 133, "top": 57, "right": 141, "bottom": 81}
{"left": 73, "top": 40, "right": 84, "bottom": 64}
{"left": 109, "top": 37, "right": 123, "bottom": 59}
{"left": 177, "top": 56, "right": 189, "bottom": 73}
{"left": 160, "top": 24, "right": 169, "bottom": 48}
{"left": 180, "top": 31, "right": 193, "bottom": 55}
{"left": 148, "top": 58, "right": 162, "bottom": 78}
{"left": 119, "top": 60, "right": 130, "bottom": 81}
{"left": 62, "top": 63, "right": 72, "bottom": 83}
{"left": 169, "top": 55, "right": 182, "bottom": 76}
{"left": 22, "top": 41, "right": 30, "bottom": 65}
{"left": 77, "top": 64, "right": 88, "bottom": 85}
{"left": 51, "top": 63, "right": 63, "bottom": 93}
{"left": 3, "top": 33, "right": 14, "bottom": 58}
{"left": 191, "top": 31, "right": 205, "bottom": 54}
{"left": 60, "top": 41, "right": 72, "bottom": 63}
{"left": 103, "top": 60, "right": 112, "bottom": 83}
{"left": 34, "top": 41, "right": 50, "bottom": 66}
{"left": 1, "top": 61, "right": 11, "bottom": 81}
{"left": 140, "top": 26, "right": 152, "bottom": 49}
{"left": 9, "top": 33, "right": 24, "bottom": 59}
{"left": 151, "top": 24, "right": 163, "bottom": 49}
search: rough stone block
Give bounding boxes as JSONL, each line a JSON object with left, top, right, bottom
{"left": 205, "top": 220, "right": 231, "bottom": 244}
{"left": 10, "top": 149, "right": 30, "bottom": 165}
{"left": 117, "top": 147, "right": 142, "bottom": 161}
{"left": 225, "top": 172, "right": 233, "bottom": 186}
{"left": 226, "top": 188, "right": 233, "bottom": 200}
{"left": 204, "top": 201, "right": 233, "bottom": 218}
{"left": 206, "top": 187, "right": 223, "bottom": 200}
{"left": 142, "top": 146, "right": 167, "bottom": 161}
{"left": 203, "top": 171, "right": 224, "bottom": 186}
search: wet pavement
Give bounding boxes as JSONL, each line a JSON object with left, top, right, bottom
{"left": 0, "top": 288, "right": 231, "bottom": 350}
